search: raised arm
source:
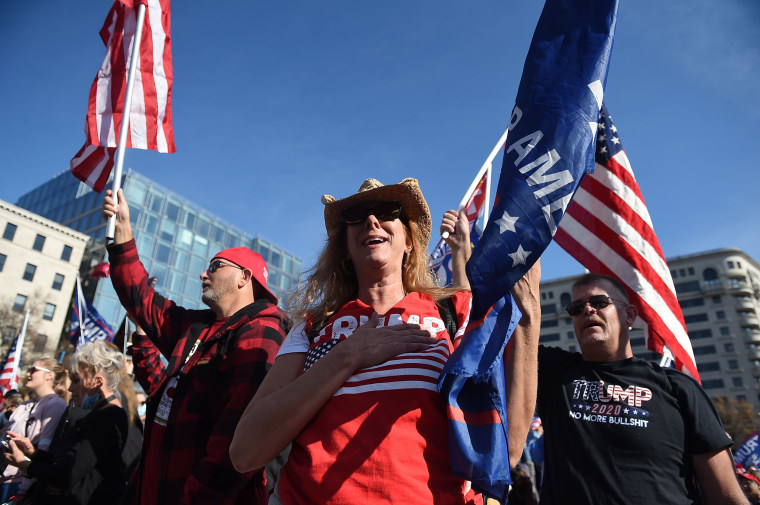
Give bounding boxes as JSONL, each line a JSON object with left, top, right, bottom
{"left": 440, "top": 209, "right": 471, "bottom": 289}
{"left": 503, "top": 259, "right": 541, "bottom": 468}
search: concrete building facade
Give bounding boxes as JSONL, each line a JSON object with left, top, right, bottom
{"left": 539, "top": 248, "right": 760, "bottom": 413}
{"left": 0, "top": 199, "right": 89, "bottom": 364}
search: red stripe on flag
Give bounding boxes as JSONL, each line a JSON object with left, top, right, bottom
{"left": 447, "top": 405, "right": 501, "bottom": 426}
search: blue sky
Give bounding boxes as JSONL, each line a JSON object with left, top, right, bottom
{"left": 1, "top": 1, "right": 759, "bottom": 281}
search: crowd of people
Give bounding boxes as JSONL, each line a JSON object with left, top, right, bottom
{"left": 0, "top": 175, "right": 755, "bottom": 504}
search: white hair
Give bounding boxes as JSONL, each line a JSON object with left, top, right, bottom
{"left": 72, "top": 341, "right": 124, "bottom": 392}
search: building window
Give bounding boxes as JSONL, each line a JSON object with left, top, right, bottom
{"left": 727, "top": 261, "right": 735, "bottom": 269}
{"left": 679, "top": 298, "right": 705, "bottom": 308}
{"left": 32, "top": 234, "right": 46, "bottom": 251}
{"left": 679, "top": 268, "right": 686, "bottom": 277}
{"left": 42, "top": 303, "right": 56, "bottom": 321}
{"left": 2, "top": 327, "right": 16, "bottom": 345}
{"left": 701, "top": 379, "right": 724, "bottom": 389}
{"left": 688, "top": 267, "right": 695, "bottom": 275}
{"left": 712, "top": 296, "right": 722, "bottom": 304}
{"left": 2, "top": 223, "right": 17, "bottom": 241}
{"left": 540, "top": 333, "right": 561, "bottom": 343}
{"left": 567, "top": 331, "right": 575, "bottom": 340}
{"left": 720, "top": 327, "right": 731, "bottom": 336}
{"left": 630, "top": 337, "right": 645, "bottom": 347}
{"left": 541, "top": 304, "right": 557, "bottom": 314}
{"left": 675, "top": 281, "right": 700, "bottom": 294}
{"left": 33, "top": 334, "right": 48, "bottom": 353}
{"left": 697, "top": 362, "right": 720, "bottom": 373}
{"left": 52, "top": 273, "right": 65, "bottom": 291}
{"left": 703, "top": 268, "right": 719, "bottom": 281}
{"left": 0, "top": 253, "right": 5, "bottom": 271}
{"left": 733, "top": 377, "right": 743, "bottom": 388}
{"left": 684, "top": 313, "right": 708, "bottom": 324}
{"left": 22, "top": 263, "right": 37, "bottom": 281}
{"left": 716, "top": 311, "right": 726, "bottom": 320}
{"left": 692, "top": 345, "right": 716, "bottom": 356}
{"left": 689, "top": 329, "right": 713, "bottom": 339}
{"left": 724, "top": 343, "right": 735, "bottom": 353}
{"left": 728, "top": 359, "right": 739, "bottom": 370}
{"left": 560, "top": 293, "right": 572, "bottom": 308}
{"left": 61, "top": 245, "right": 73, "bottom": 262}
{"left": 543, "top": 319, "right": 559, "bottom": 328}
{"left": 670, "top": 269, "right": 677, "bottom": 279}
{"left": 12, "top": 294, "right": 27, "bottom": 312}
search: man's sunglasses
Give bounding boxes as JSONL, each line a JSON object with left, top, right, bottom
{"left": 28, "top": 366, "right": 52, "bottom": 375}
{"left": 207, "top": 260, "right": 244, "bottom": 274}
{"left": 341, "top": 201, "right": 403, "bottom": 226}
{"left": 565, "top": 295, "right": 627, "bottom": 316}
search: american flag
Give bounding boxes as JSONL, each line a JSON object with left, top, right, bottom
{"left": 70, "top": 0, "right": 175, "bottom": 192}
{"left": 0, "top": 310, "right": 30, "bottom": 396}
{"left": 554, "top": 104, "right": 699, "bottom": 380}
{"left": 429, "top": 172, "right": 488, "bottom": 287}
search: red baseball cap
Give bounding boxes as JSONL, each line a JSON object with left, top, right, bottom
{"left": 212, "top": 247, "right": 278, "bottom": 304}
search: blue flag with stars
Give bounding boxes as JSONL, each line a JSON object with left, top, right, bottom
{"left": 467, "top": 0, "right": 618, "bottom": 318}
{"left": 439, "top": 0, "right": 619, "bottom": 501}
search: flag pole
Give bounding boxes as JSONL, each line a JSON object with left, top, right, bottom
{"left": 106, "top": 3, "right": 147, "bottom": 241}
{"left": 442, "top": 126, "right": 509, "bottom": 239}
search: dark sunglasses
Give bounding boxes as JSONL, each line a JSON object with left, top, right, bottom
{"left": 27, "top": 365, "right": 52, "bottom": 375}
{"left": 207, "top": 259, "right": 244, "bottom": 274}
{"left": 565, "top": 295, "right": 627, "bottom": 316}
{"left": 341, "top": 201, "right": 402, "bottom": 226}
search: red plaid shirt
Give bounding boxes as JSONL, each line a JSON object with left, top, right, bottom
{"left": 108, "top": 239, "right": 288, "bottom": 505}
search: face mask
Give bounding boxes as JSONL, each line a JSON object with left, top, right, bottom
{"left": 81, "top": 390, "right": 100, "bottom": 410}
{"left": 137, "top": 404, "right": 147, "bottom": 418}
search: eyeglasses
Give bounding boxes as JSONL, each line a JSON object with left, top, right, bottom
{"left": 27, "top": 366, "right": 52, "bottom": 375}
{"left": 341, "top": 201, "right": 403, "bottom": 226}
{"left": 206, "top": 260, "right": 244, "bottom": 274}
{"left": 565, "top": 295, "right": 628, "bottom": 316}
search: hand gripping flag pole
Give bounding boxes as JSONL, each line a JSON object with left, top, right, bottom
{"left": 106, "top": 2, "right": 147, "bottom": 241}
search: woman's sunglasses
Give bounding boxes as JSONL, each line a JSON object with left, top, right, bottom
{"left": 27, "top": 366, "right": 52, "bottom": 375}
{"left": 341, "top": 201, "right": 402, "bottom": 226}
{"left": 565, "top": 295, "right": 627, "bottom": 316}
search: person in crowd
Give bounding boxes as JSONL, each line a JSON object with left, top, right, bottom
{"left": 0, "top": 391, "right": 24, "bottom": 430}
{"left": 535, "top": 273, "right": 748, "bottom": 504}
{"left": 229, "top": 178, "right": 541, "bottom": 504}
{"left": 737, "top": 466, "right": 760, "bottom": 504}
{"left": 5, "top": 341, "right": 129, "bottom": 504}
{"left": 0, "top": 360, "right": 68, "bottom": 502}
{"left": 101, "top": 188, "right": 289, "bottom": 505}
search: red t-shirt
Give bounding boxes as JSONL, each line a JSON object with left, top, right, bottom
{"left": 278, "top": 292, "right": 481, "bottom": 505}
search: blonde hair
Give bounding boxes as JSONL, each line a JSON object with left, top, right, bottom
{"left": 72, "top": 341, "right": 124, "bottom": 392}
{"left": 35, "top": 357, "right": 69, "bottom": 399}
{"left": 287, "top": 218, "right": 461, "bottom": 330}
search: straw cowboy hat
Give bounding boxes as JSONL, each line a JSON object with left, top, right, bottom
{"left": 321, "top": 178, "right": 432, "bottom": 246}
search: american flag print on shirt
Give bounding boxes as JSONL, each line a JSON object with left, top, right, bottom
{"left": 301, "top": 292, "right": 471, "bottom": 396}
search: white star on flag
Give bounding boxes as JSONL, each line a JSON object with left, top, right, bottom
{"left": 509, "top": 244, "right": 531, "bottom": 266}
{"left": 496, "top": 210, "right": 519, "bottom": 234}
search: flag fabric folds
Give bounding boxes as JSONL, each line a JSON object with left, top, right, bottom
{"left": 439, "top": 0, "right": 619, "bottom": 500}
{"left": 0, "top": 310, "right": 30, "bottom": 396}
{"left": 735, "top": 432, "right": 760, "bottom": 469}
{"left": 429, "top": 172, "right": 488, "bottom": 286}
{"left": 554, "top": 105, "right": 699, "bottom": 380}
{"left": 71, "top": 277, "right": 115, "bottom": 346}
{"left": 70, "top": 0, "right": 175, "bottom": 193}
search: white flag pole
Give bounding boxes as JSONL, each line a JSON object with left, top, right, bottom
{"left": 12, "top": 310, "right": 31, "bottom": 387}
{"left": 106, "top": 3, "right": 147, "bottom": 241}
{"left": 442, "top": 126, "right": 509, "bottom": 239}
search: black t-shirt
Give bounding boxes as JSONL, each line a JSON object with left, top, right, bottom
{"left": 537, "top": 346, "right": 731, "bottom": 505}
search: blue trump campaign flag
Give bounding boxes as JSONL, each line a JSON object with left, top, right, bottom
{"left": 71, "top": 277, "right": 114, "bottom": 346}
{"left": 439, "top": 0, "right": 619, "bottom": 500}
{"left": 735, "top": 432, "right": 760, "bottom": 469}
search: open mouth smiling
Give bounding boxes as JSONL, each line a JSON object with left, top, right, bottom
{"left": 363, "top": 236, "right": 387, "bottom": 246}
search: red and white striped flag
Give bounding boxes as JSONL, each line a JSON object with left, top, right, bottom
{"left": 0, "top": 310, "right": 30, "bottom": 396}
{"left": 554, "top": 104, "right": 699, "bottom": 381}
{"left": 70, "top": 0, "right": 175, "bottom": 193}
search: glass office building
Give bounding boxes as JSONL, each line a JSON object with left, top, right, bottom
{"left": 16, "top": 169, "right": 302, "bottom": 328}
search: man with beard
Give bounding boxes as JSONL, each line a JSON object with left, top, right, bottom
{"left": 536, "top": 273, "right": 746, "bottom": 504}
{"left": 102, "top": 189, "right": 288, "bottom": 505}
